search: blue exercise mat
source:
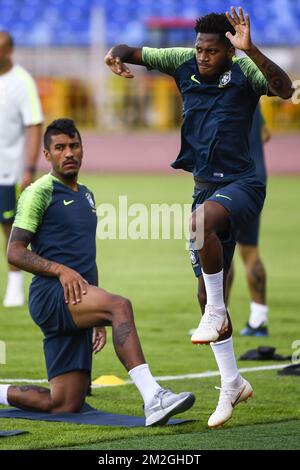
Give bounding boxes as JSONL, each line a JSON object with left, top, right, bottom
{"left": 0, "top": 403, "right": 190, "bottom": 427}
{"left": 0, "top": 430, "right": 27, "bottom": 437}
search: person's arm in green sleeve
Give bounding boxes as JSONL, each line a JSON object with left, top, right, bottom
{"left": 7, "top": 182, "right": 88, "bottom": 305}
{"left": 226, "top": 6, "right": 294, "bottom": 99}
{"left": 104, "top": 45, "right": 195, "bottom": 77}
{"left": 7, "top": 183, "right": 63, "bottom": 278}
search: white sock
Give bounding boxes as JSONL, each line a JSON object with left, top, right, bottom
{"left": 128, "top": 364, "right": 160, "bottom": 406}
{"left": 210, "top": 337, "right": 242, "bottom": 388}
{"left": 249, "top": 302, "right": 268, "bottom": 328}
{"left": 7, "top": 271, "right": 24, "bottom": 290}
{"left": 202, "top": 269, "right": 225, "bottom": 310}
{"left": 0, "top": 384, "right": 11, "bottom": 406}
{"left": 8, "top": 270, "right": 23, "bottom": 282}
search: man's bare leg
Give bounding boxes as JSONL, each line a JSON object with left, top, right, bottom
{"left": 239, "top": 244, "right": 269, "bottom": 333}
{"left": 0, "top": 286, "right": 195, "bottom": 423}
{"left": 5, "top": 370, "right": 89, "bottom": 413}
{"left": 67, "top": 285, "right": 195, "bottom": 424}
{"left": 239, "top": 244, "right": 266, "bottom": 304}
{"left": 68, "top": 286, "right": 145, "bottom": 371}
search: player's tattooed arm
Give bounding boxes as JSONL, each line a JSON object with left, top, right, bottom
{"left": 225, "top": 6, "right": 294, "bottom": 99}
{"left": 7, "top": 227, "right": 61, "bottom": 277}
{"left": 104, "top": 45, "right": 144, "bottom": 78}
{"left": 247, "top": 48, "right": 294, "bottom": 99}
{"left": 8, "top": 227, "right": 89, "bottom": 305}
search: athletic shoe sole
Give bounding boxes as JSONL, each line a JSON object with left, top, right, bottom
{"left": 191, "top": 324, "right": 229, "bottom": 345}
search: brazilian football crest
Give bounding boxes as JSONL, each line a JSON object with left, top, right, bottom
{"left": 190, "top": 250, "right": 197, "bottom": 265}
{"left": 219, "top": 70, "right": 232, "bottom": 87}
{"left": 85, "top": 192, "right": 96, "bottom": 209}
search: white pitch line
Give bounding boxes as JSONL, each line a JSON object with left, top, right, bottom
{"left": 0, "top": 363, "right": 291, "bottom": 387}
{"left": 0, "top": 379, "right": 49, "bottom": 384}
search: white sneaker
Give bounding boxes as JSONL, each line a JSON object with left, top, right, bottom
{"left": 191, "top": 305, "right": 228, "bottom": 344}
{"left": 208, "top": 378, "right": 253, "bottom": 428}
{"left": 3, "top": 273, "right": 25, "bottom": 307}
{"left": 144, "top": 388, "right": 195, "bottom": 426}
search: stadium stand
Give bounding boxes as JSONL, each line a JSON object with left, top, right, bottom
{"left": 0, "top": 0, "right": 300, "bottom": 46}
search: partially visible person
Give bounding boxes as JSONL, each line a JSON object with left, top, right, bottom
{"left": 0, "top": 119, "right": 195, "bottom": 426}
{"left": 231, "top": 104, "right": 271, "bottom": 336}
{"left": 0, "top": 31, "right": 43, "bottom": 307}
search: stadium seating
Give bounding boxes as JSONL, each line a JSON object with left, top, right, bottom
{"left": 0, "top": 0, "right": 299, "bottom": 46}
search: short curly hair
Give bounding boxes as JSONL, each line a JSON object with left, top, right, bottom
{"left": 195, "top": 13, "right": 235, "bottom": 47}
{"left": 44, "top": 118, "right": 82, "bottom": 150}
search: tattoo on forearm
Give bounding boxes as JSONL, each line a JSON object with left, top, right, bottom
{"left": 19, "top": 250, "right": 53, "bottom": 274}
{"left": 11, "top": 385, "right": 50, "bottom": 395}
{"left": 248, "top": 47, "right": 292, "bottom": 97}
{"left": 9, "top": 227, "right": 55, "bottom": 275}
{"left": 113, "top": 321, "right": 132, "bottom": 347}
{"left": 261, "top": 60, "right": 284, "bottom": 93}
{"left": 251, "top": 259, "right": 266, "bottom": 298}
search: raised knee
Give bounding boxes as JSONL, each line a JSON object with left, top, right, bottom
{"left": 112, "top": 296, "right": 133, "bottom": 318}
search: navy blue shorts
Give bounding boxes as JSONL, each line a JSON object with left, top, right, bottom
{"left": 29, "top": 278, "right": 93, "bottom": 381}
{"left": 235, "top": 215, "right": 260, "bottom": 246}
{"left": 0, "top": 185, "right": 18, "bottom": 223}
{"left": 190, "top": 177, "right": 266, "bottom": 277}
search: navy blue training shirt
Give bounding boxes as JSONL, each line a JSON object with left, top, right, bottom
{"left": 13, "top": 173, "right": 98, "bottom": 289}
{"left": 142, "top": 47, "right": 268, "bottom": 183}
{"left": 250, "top": 104, "right": 267, "bottom": 184}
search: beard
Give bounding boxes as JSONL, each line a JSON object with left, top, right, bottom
{"left": 61, "top": 170, "right": 78, "bottom": 179}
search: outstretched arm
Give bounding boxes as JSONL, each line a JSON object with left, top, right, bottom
{"left": 104, "top": 45, "right": 144, "bottom": 78}
{"left": 8, "top": 227, "right": 88, "bottom": 305}
{"left": 225, "top": 6, "right": 294, "bottom": 99}
{"left": 105, "top": 45, "right": 196, "bottom": 78}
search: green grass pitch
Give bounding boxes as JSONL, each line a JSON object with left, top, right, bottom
{"left": 0, "top": 174, "right": 299, "bottom": 450}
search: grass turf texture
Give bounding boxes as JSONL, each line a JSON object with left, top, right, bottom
{"left": 0, "top": 174, "right": 299, "bottom": 450}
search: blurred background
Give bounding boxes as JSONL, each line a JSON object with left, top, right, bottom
{"left": 0, "top": 0, "right": 299, "bottom": 171}
{"left": 1, "top": 4, "right": 300, "bottom": 449}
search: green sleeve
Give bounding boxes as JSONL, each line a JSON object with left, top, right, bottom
{"left": 235, "top": 56, "right": 268, "bottom": 96}
{"left": 142, "top": 47, "right": 195, "bottom": 75}
{"left": 13, "top": 174, "right": 53, "bottom": 233}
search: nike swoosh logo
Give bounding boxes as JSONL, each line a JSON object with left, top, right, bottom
{"left": 63, "top": 199, "right": 74, "bottom": 206}
{"left": 191, "top": 74, "right": 201, "bottom": 84}
{"left": 3, "top": 209, "right": 15, "bottom": 219}
{"left": 147, "top": 404, "right": 161, "bottom": 411}
{"left": 216, "top": 315, "right": 229, "bottom": 336}
{"left": 232, "top": 384, "right": 247, "bottom": 407}
{"left": 215, "top": 194, "right": 232, "bottom": 201}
